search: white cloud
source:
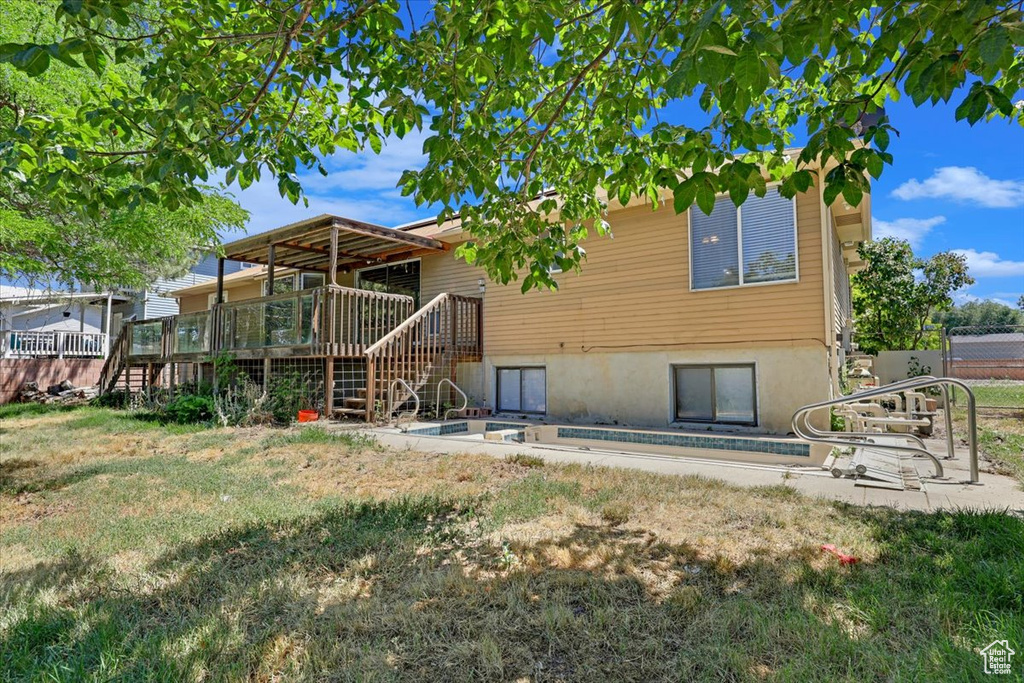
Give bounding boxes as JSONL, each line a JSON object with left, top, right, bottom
{"left": 225, "top": 174, "right": 429, "bottom": 236}
{"left": 951, "top": 248, "right": 1024, "bottom": 278}
{"left": 215, "top": 129, "right": 434, "bottom": 236}
{"left": 872, "top": 215, "right": 945, "bottom": 248}
{"left": 303, "top": 128, "right": 430, "bottom": 194}
{"left": 891, "top": 166, "right": 1024, "bottom": 208}
{"left": 953, "top": 290, "right": 1021, "bottom": 308}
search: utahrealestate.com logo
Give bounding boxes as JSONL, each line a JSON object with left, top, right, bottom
{"left": 981, "top": 640, "right": 1015, "bottom": 675}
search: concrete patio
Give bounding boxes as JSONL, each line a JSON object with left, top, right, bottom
{"left": 358, "top": 425, "right": 1024, "bottom": 513}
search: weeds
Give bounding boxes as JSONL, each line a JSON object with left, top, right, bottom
{"left": 504, "top": 453, "right": 545, "bottom": 468}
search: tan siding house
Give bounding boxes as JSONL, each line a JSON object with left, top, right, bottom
{"left": 155, "top": 159, "right": 868, "bottom": 435}
{"left": 410, "top": 187, "right": 862, "bottom": 433}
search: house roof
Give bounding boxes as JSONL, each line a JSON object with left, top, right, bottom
{"left": 0, "top": 286, "right": 129, "bottom": 307}
{"left": 220, "top": 214, "right": 448, "bottom": 274}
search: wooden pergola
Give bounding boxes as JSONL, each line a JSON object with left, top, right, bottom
{"left": 215, "top": 214, "right": 448, "bottom": 301}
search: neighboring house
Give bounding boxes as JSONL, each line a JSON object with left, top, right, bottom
{"left": 113, "top": 255, "right": 245, "bottom": 321}
{"left": 0, "top": 285, "right": 128, "bottom": 359}
{"left": 105, "top": 152, "right": 868, "bottom": 435}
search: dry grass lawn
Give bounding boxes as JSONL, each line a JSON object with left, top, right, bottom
{"left": 1, "top": 404, "right": 1022, "bottom": 681}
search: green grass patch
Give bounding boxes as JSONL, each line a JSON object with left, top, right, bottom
{"left": 2, "top": 407, "right": 1022, "bottom": 680}
{"left": 260, "top": 426, "right": 377, "bottom": 450}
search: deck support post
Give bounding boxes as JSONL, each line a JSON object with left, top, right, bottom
{"left": 104, "top": 292, "right": 113, "bottom": 359}
{"left": 216, "top": 258, "right": 225, "bottom": 305}
{"left": 267, "top": 245, "right": 276, "bottom": 293}
{"left": 325, "top": 357, "right": 334, "bottom": 417}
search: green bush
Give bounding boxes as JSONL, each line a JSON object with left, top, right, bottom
{"left": 93, "top": 389, "right": 131, "bottom": 409}
{"left": 163, "top": 394, "right": 215, "bottom": 425}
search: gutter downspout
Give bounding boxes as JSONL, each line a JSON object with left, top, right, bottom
{"left": 818, "top": 172, "right": 840, "bottom": 397}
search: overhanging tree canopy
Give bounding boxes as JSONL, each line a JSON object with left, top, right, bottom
{"left": 0, "top": 0, "right": 248, "bottom": 289}
{"left": 2, "top": 0, "right": 1021, "bottom": 290}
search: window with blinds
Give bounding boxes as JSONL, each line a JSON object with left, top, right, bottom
{"left": 690, "top": 188, "right": 797, "bottom": 290}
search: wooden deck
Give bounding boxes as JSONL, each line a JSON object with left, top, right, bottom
{"left": 99, "top": 285, "right": 482, "bottom": 421}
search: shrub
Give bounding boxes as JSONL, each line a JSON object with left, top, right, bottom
{"left": 264, "top": 371, "right": 323, "bottom": 425}
{"left": 93, "top": 389, "right": 131, "bottom": 409}
{"left": 163, "top": 394, "right": 215, "bottom": 425}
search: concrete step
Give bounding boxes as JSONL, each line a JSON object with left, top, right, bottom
{"left": 333, "top": 407, "right": 367, "bottom": 419}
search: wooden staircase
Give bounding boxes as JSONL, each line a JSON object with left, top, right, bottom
{"left": 333, "top": 293, "right": 481, "bottom": 422}
{"left": 98, "top": 323, "right": 169, "bottom": 395}
{"left": 98, "top": 324, "right": 131, "bottom": 393}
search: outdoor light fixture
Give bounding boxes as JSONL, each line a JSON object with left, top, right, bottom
{"left": 478, "top": 278, "right": 486, "bottom": 294}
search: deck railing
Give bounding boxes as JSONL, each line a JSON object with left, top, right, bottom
{"left": 2, "top": 329, "right": 109, "bottom": 359}
{"left": 315, "top": 285, "right": 415, "bottom": 356}
{"left": 171, "top": 311, "right": 212, "bottom": 356}
{"left": 115, "top": 285, "right": 418, "bottom": 361}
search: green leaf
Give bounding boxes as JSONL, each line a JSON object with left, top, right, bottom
{"left": 791, "top": 170, "right": 813, "bottom": 193}
{"left": 823, "top": 180, "right": 843, "bottom": 206}
{"left": 864, "top": 153, "right": 883, "bottom": 179}
{"left": 842, "top": 181, "right": 863, "bottom": 208}
{"left": 873, "top": 127, "right": 890, "bottom": 151}
{"left": 80, "top": 43, "right": 107, "bottom": 75}
{"left": 978, "top": 25, "right": 1009, "bottom": 66}
{"left": 672, "top": 178, "right": 697, "bottom": 214}
{"left": 0, "top": 43, "right": 23, "bottom": 61}
{"left": 695, "top": 180, "right": 717, "bottom": 216}
{"left": 11, "top": 45, "right": 50, "bottom": 76}
{"left": 701, "top": 44, "right": 737, "bottom": 57}
{"left": 60, "top": 0, "right": 85, "bottom": 15}
{"left": 727, "top": 172, "right": 748, "bottom": 207}
{"left": 368, "top": 133, "right": 382, "bottom": 154}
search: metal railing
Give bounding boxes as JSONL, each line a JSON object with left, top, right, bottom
{"left": 436, "top": 378, "right": 468, "bottom": 420}
{"left": 792, "top": 376, "right": 979, "bottom": 483}
{"left": 388, "top": 378, "right": 421, "bottom": 426}
{"left": 2, "top": 330, "right": 108, "bottom": 359}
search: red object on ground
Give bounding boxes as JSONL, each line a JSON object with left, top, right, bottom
{"left": 297, "top": 410, "right": 319, "bottom": 423}
{"left": 821, "top": 544, "right": 859, "bottom": 566}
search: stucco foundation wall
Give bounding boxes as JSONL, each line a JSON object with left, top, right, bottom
{"left": 0, "top": 359, "right": 105, "bottom": 404}
{"left": 458, "top": 345, "right": 830, "bottom": 435}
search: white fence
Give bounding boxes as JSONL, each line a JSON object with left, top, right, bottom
{"left": 2, "top": 330, "right": 109, "bottom": 359}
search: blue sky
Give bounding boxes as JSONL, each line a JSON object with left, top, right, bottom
{"left": 226, "top": 95, "right": 1024, "bottom": 308}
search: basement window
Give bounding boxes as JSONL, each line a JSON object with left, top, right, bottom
{"left": 673, "top": 364, "right": 756, "bottom": 425}
{"left": 497, "top": 367, "right": 546, "bottom": 414}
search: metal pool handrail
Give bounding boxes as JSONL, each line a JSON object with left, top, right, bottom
{"left": 791, "top": 376, "right": 979, "bottom": 483}
{"left": 435, "top": 378, "right": 468, "bottom": 420}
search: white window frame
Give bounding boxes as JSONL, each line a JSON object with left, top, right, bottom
{"left": 495, "top": 366, "right": 547, "bottom": 415}
{"left": 299, "top": 272, "right": 325, "bottom": 290}
{"left": 670, "top": 362, "right": 759, "bottom": 427}
{"left": 208, "top": 290, "right": 228, "bottom": 307}
{"left": 688, "top": 185, "right": 800, "bottom": 292}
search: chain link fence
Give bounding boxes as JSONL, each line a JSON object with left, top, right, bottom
{"left": 943, "top": 325, "right": 1024, "bottom": 412}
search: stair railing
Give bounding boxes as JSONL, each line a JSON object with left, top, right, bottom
{"left": 792, "top": 376, "right": 979, "bottom": 483}
{"left": 99, "top": 323, "right": 132, "bottom": 393}
{"left": 435, "top": 378, "right": 468, "bottom": 420}
{"left": 363, "top": 293, "right": 482, "bottom": 422}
